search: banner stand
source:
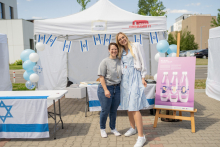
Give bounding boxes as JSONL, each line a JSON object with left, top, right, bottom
{"left": 153, "top": 107, "right": 197, "bottom": 133}
{"left": 153, "top": 32, "right": 198, "bottom": 133}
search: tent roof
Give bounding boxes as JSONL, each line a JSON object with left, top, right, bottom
{"left": 34, "top": 0, "right": 166, "bottom": 35}
{"left": 209, "top": 26, "right": 220, "bottom": 39}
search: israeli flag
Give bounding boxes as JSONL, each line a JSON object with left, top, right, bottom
{"left": 103, "top": 34, "right": 112, "bottom": 46}
{"left": 0, "top": 96, "right": 49, "bottom": 138}
{"left": 38, "top": 34, "right": 46, "bottom": 44}
{"left": 93, "top": 34, "right": 102, "bottom": 45}
{"left": 149, "top": 32, "right": 159, "bottom": 44}
{"left": 63, "top": 40, "right": 72, "bottom": 53}
{"left": 133, "top": 34, "right": 143, "bottom": 45}
{"left": 80, "top": 40, "right": 89, "bottom": 52}
{"left": 46, "top": 35, "right": 57, "bottom": 47}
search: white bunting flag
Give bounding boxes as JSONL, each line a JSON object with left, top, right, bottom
{"left": 133, "top": 34, "right": 143, "bottom": 45}
{"left": 103, "top": 34, "right": 112, "bottom": 46}
{"left": 80, "top": 40, "right": 89, "bottom": 52}
{"left": 37, "top": 34, "right": 46, "bottom": 44}
{"left": 63, "top": 40, "right": 72, "bottom": 53}
{"left": 149, "top": 32, "right": 159, "bottom": 44}
{"left": 93, "top": 34, "right": 102, "bottom": 45}
{"left": 46, "top": 35, "right": 57, "bottom": 47}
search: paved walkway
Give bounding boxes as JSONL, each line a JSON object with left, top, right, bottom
{"left": 1, "top": 92, "right": 220, "bottom": 147}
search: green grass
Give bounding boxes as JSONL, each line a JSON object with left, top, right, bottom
{"left": 9, "top": 65, "right": 23, "bottom": 70}
{"left": 12, "top": 83, "right": 35, "bottom": 91}
{"left": 196, "top": 58, "right": 208, "bottom": 65}
{"left": 195, "top": 79, "right": 206, "bottom": 89}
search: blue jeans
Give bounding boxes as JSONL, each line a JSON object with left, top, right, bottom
{"left": 97, "top": 84, "right": 120, "bottom": 130}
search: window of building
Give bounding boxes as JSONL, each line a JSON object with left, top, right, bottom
{"left": 0, "top": 2, "right": 5, "bottom": 19}
{"left": 9, "top": 6, "right": 14, "bottom": 19}
{"left": 30, "top": 39, "right": 34, "bottom": 49}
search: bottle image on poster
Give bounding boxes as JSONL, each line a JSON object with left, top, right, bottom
{"left": 170, "top": 72, "right": 178, "bottom": 102}
{"left": 179, "top": 72, "right": 189, "bottom": 102}
{"left": 160, "top": 72, "right": 169, "bottom": 101}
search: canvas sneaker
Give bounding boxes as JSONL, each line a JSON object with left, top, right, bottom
{"left": 134, "top": 136, "right": 146, "bottom": 147}
{"left": 111, "top": 129, "right": 121, "bottom": 136}
{"left": 124, "top": 127, "right": 136, "bottom": 137}
{"left": 100, "top": 129, "right": 107, "bottom": 138}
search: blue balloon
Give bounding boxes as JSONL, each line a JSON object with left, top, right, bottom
{"left": 20, "top": 49, "right": 35, "bottom": 61}
{"left": 25, "top": 81, "right": 36, "bottom": 90}
{"left": 156, "top": 40, "right": 169, "bottom": 53}
{"left": 23, "top": 60, "right": 35, "bottom": 71}
{"left": 167, "top": 44, "right": 177, "bottom": 54}
{"left": 23, "top": 70, "right": 35, "bottom": 81}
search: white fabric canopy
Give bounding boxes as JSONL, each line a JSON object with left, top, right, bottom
{"left": 206, "top": 26, "right": 220, "bottom": 101}
{"left": 34, "top": 0, "right": 166, "bottom": 35}
{"left": 0, "top": 33, "right": 12, "bottom": 91}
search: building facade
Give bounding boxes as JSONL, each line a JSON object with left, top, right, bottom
{"left": 0, "top": 0, "right": 34, "bottom": 64}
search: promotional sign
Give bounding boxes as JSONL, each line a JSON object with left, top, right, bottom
{"left": 155, "top": 57, "right": 196, "bottom": 110}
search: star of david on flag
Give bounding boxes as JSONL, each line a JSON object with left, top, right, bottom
{"left": 149, "top": 32, "right": 159, "bottom": 44}
{"left": 93, "top": 34, "right": 102, "bottom": 45}
{"left": 38, "top": 34, "right": 46, "bottom": 44}
{"left": 80, "top": 40, "right": 89, "bottom": 52}
{"left": 63, "top": 40, "right": 72, "bottom": 53}
{"left": 46, "top": 35, "right": 57, "bottom": 47}
{"left": 103, "top": 34, "right": 112, "bottom": 46}
{"left": 133, "top": 34, "right": 143, "bottom": 45}
{"left": 0, "top": 101, "right": 13, "bottom": 123}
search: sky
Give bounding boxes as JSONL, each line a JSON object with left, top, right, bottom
{"left": 17, "top": 0, "right": 219, "bottom": 30}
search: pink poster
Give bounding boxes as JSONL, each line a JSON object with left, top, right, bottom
{"left": 155, "top": 57, "right": 196, "bottom": 110}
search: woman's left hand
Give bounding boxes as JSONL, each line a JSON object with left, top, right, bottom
{"left": 142, "top": 78, "right": 147, "bottom": 87}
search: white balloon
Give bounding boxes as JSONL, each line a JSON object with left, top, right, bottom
{"left": 154, "top": 52, "right": 165, "bottom": 62}
{"left": 36, "top": 42, "right": 45, "bottom": 51}
{"left": 168, "top": 53, "right": 177, "bottom": 57}
{"left": 154, "top": 74, "right": 157, "bottom": 81}
{"left": 29, "top": 53, "right": 39, "bottom": 62}
{"left": 30, "top": 73, "right": 39, "bottom": 82}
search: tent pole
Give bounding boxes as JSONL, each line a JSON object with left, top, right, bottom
{"left": 66, "top": 35, "right": 69, "bottom": 86}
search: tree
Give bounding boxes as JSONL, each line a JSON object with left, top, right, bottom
{"left": 211, "top": 9, "right": 220, "bottom": 27}
{"left": 168, "top": 30, "right": 198, "bottom": 51}
{"left": 77, "top": 0, "right": 91, "bottom": 11}
{"left": 138, "top": 0, "right": 166, "bottom": 16}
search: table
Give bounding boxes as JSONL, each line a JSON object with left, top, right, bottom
{"left": 84, "top": 84, "right": 156, "bottom": 116}
{"left": 0, "top": 90, "right": 68, "bottom": 139}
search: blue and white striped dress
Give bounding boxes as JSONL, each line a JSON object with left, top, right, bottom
{"left": 120, "top": 49, "right": 149, "bottom": 111}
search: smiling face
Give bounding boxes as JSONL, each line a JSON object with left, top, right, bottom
{"left": 109, "top": 44, "right": 118, "bottom": 58}
{"left": 117, "top": 34, "right": 128, "bottom": 46}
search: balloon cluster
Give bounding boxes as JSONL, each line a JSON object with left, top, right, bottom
{"left": 154, "top": 40, "right": 177, "bottom": 81}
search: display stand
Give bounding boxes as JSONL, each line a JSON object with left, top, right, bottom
{"left": 153, "top": 107, "right": 197, "bottom": 132}
{"left": 153, "top": 32, "right": 197, "bottom": 133}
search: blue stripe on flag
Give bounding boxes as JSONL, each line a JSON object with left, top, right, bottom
{"left": 38, "top": 35, "right": 40, "bottom": 42}
{"left": 0, "top": 124, "right": 49, "bottom": 132}
{"left": 68, "top": 41, "right": 71, "bottom": 52}
{"left": 93, "top": 35, "right": 96, "bottom": 45}
{"left": 155, "top": 32, "right": 158, "bottom": 43}
{"left": 140, "top": 34, "right": 142, "bottom": 44}
{"left": 89, "top": 100, "right": 101, "bottom": 107}
{"left": 150, "top": 33, "right": 153, "bottom": 44}
{"left": 63, "top": 40, "right": 66, "bottom": 51}
{"left": 109, "top": 35, "right": 111, "bottom": 43}
{"left": 98, "top": 34, "right": 101, "bottom": 44}
{"left": 103, "top": 34, "right": 106, "bottom": 45}
{"left": 134, "top": 35, "right": 136, "bottom": 42}
{"left": 147, "top": 98, "right": 155, "bottom": 105}
{"left": 86, "top": 40, "right": 88, "bottom": 51}
{"left": 80, "top": 41, "right": 83, "bottom": 52}
{"left": 0, "top": 96, "right": 48, "bottom": 99}
{"left": 46, "top": 35, "right": 52, "bottom": 44}
{"left": 50, "top": 37, "right": 57, "bottom": 47}
{"left": 43, "top": 35, "right": 45, "bottom": 44}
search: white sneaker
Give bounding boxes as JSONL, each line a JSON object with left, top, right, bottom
{"left": 134, "top": 136, "right": 146, "bottom": 147}
{"left": 124, "top": 127, "right": 136, "bottom": 137}
{"left": 100, "top": 129, "right": 107, "bottom": 138}
{"left": 111, "top": 129, "right": 121, "bottom": 136}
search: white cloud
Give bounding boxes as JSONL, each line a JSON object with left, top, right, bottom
{"left": 32, "top": 16, "right": 43, "bottom": 19}
{"left": 185, "top": 3, "right": 201, "bottom": 6}
{"left": 26, "top": 0, "right": 33, "bottom": 1}
{"left": 166, "top": 9, "right": 191, "bottom": 14}
{"left": 206, "top": 5, "right": 212, "bottom": 7}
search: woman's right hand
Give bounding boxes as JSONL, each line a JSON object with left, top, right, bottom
{"left": 105, "top": 90, "right": 111, "bottom": 98}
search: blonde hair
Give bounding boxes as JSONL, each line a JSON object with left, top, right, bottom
{"left": 116, "top": 32, "right": 135, "bottom": 59}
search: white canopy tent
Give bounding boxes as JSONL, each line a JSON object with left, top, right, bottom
{"left": 206, "top": 26, "right": 220, "bottom": 101}
{"left": 34, "top": 0, "right": 167, "bottom": 90}
{"left": 0, "top": 33, "right": 12, "bottom": 91}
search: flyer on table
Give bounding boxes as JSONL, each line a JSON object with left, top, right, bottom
{"left": 155, "top": 57, "right": 196, "bottom": 111}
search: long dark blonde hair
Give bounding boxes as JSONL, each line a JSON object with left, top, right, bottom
{"left": 116, "top": 32, "right": 135, "bottom": 59}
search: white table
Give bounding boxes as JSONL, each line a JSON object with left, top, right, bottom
{"left": 0, "top": 90, "right": 68, "bottom": 139}
{"left": 85, "top": 84, "right": 156, "bottom": 116}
